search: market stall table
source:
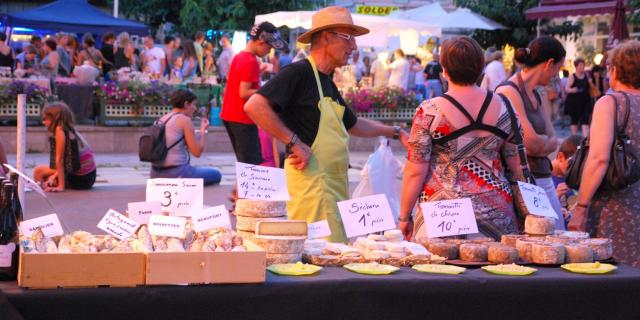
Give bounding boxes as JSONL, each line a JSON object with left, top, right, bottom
{"left": 1, "top": 264, "right": 639, "bottom": 320}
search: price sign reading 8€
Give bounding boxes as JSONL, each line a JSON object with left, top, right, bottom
{"left": 517, "top": 181, "right": 558, "bottom": 219}
{"left": 146, "top": 178, "right": 203, "bottom": 217}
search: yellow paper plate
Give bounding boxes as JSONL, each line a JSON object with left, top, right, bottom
{"left": 561, "top": 262, "right": 617, "bottom": 275}
{"left": 267, "top": 262, "right": 323, "bottom": 276}
{"left": 344, "top": 262, "right": 399, "bottom": 275}
{"left": 482, "top": 264, "right": 537, "bottom": 276}
{"left": 413, "top": 264, "right": 466, "bottom": 275}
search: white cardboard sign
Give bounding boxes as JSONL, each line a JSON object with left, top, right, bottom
{"left": 147, "top": 215, "right": 187, "bottom": 238}
{"left": 0, "top": 243, "right": 16, "bottom": 267}
{"left": 146, "top": 178, "right": 203, "bottom": 217}
{"left": 235, "top": 162, "right": 290, "bottom": 201}
{"left": 420, "top": 198, "right": 478, "bottom": 238}
{"left": 19, "top": 214, "right": 64, "bottom": 238}
{"left": 337, "top": 194, "right": 397, "bottom": 238}
{"left": 3, "top": 163, "right": 46, "bottom": 198}
{"left": 97, "top": 209, "right": 140, "bottom": 240}
{"left": 127, "top": 201, "right": 161, "bottom": 225}
{"left": 517, "top": 181, "right": 558, "bottom": 219}
{"left": 191, "top": 205, "right": 231, "bottom": 232}
{"left": 307, "top": 220, "right": 332, "bottom": 239}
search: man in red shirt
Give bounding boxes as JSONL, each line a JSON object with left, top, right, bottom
{"left": 222, "top": 21, "right": 286, "bottom": 165}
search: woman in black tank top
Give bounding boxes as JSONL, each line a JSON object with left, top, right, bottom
{"left": 0, "top": 33, "right": 15, "bottom": 71}
{"left": 565, "top": 59, "right": 595, "bottom": 136}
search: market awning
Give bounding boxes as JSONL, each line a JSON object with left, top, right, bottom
{"left": 525, "top": 0, "right": 618, "bottom": 20}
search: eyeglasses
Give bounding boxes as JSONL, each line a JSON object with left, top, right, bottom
{"left": 329, "top": 31, "right": 355, "bottom": 42}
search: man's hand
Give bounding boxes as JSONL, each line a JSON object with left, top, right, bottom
{"left": 399, "top": 220, "right": 414, "bottom": 241}
{"left": 288, "top": 142, "right": 312, "bottom": 170}
{"left": 568, "top": 206, "right": 588, "bottom": 231}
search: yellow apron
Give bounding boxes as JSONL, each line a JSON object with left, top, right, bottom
{"left": 285, "top": 57, "right": 350, "bottom": 243}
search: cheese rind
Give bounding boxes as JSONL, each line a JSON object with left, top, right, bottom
{"left": 488, "top": 244, "right": 519, "bottom": 264}
{"left": 235, "top": 199, "right": 287, "bottom": 218}
{"left": 266, "top": 253, "right": 302, "bottom": 265}
{"left": 501, "top": 234, "right": 527, "bottom": 247}
{"left": 565, "top": 244, "right": 594, "bottom": 263}
{"left": 459, "top": 243, "right": 489, "bottom": 262}
{"left": 515, "top": 237, "right": 545, "bottom": 262}
{"left": 531, "top": 242, "right": 566, "bottom": 264}
{"left": 428, "top": 242, "right": 459, "bottom": 260}
{"left": 255, "top": 220, "right": 308, "bottom": 236}
{"left": 581, "top": 238, "right": 613, "bottom": 260}
{"left": 235, "top": 216, "right": 286, "bottom": 232}
{"left": 524, "top": 215, "right": 555, "bottom": 235}
{"left": 252, "top": 235, "right": 306, "bottom": 254}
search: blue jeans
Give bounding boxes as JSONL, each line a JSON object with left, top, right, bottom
{"left": 151, "top": 163, "right": 222, "bottom": 186}
{"left": 414, "top": 84, "right": 427, "bottom": 101}
{"left": 426, "top": 79, "right": 443, "bottom": 98}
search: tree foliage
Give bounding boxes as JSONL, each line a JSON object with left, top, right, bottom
{"left": 628, "top": 0, "right": 640, "bottom": 25}
{"left": 110, "top": 0, "right": 325, "bottom": 37}
{"left": 454, "top": 0, "right": 583, "bottom": 48}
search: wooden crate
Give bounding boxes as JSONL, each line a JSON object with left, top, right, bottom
{"left": 145, "top": 240, "right": 266, "bottom": 285}
{"left": 18, "top": 251, "right": 146, "bottom": 289}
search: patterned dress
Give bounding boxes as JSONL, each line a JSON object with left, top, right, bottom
{"left": 588, "top": 92, "right": 640, "bottom": 268}
{"left": 408, "top": 93, "right": 518, "bottom": 240}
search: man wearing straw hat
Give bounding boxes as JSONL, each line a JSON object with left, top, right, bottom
{"left": 245, "top": 6, "right": 409, "bottom": 243}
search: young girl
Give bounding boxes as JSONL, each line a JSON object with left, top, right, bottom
{"left": 34, "top": 102, "right": 97, "bottom": 192}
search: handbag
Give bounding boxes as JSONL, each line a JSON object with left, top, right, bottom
{"left": 565, "top": 92, "right": 640, "bottom": 191}
{"left": 498, "top": 93, "right": 536, "bottom": 222}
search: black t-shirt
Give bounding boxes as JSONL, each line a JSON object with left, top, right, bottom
{"left": 424, "top": 61, "right": 442, "bottom": 80}
{"left": 257, "top": 59, "right": 358, "bottom": 146}
{"left": 591, "top": 65, "right": 605, "bottom": 93}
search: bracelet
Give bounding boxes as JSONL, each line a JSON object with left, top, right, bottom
{"left": 398, "top": 215, "right": 413, "bottom": 222}
{"left": 392, "top": 126, "right": 401, "bottom": 140}
{"left": 576, "top": 203, "right": 590, "bottom": 209}
{"left": 286, "top": 133, "right": 298, "bottom": 150}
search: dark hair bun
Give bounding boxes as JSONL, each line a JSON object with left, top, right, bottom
{"left": 514, "top": 48, "right": 530, "bottom": 64}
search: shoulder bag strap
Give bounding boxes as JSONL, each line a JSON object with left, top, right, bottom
{"left": 162, "top": 112, "right": 185, "bottom": 150}
{"left": 498, "top": 93, "right": 533, "bottom": 184}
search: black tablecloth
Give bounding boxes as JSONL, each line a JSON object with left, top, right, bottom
{"left": 55, "top": 84, "right": 97, "bottom": 122}
{"left": 1, "top": 265, "right": 639, "bottom": 320}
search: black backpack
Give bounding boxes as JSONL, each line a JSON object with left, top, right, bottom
{"left": 139, "top": 113, "right": 184, "bottom": 162}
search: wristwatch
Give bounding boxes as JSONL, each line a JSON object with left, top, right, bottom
{"left": 286, "top": 133, "right": 298, "bottom": 150}
{"left": 398, "top": 215, "right": 413, "bottom": 222}
{"left": 392, "top": 126, "right": 401, "bottom": 140}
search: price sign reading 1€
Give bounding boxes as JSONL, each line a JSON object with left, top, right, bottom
{"left": 337, "top": 194, "right": 396, "bottom": 238}
{"left": 419, "top": 198, "right": 478, "bottom": 238}
{"left": 517, "top": 181, "right": 558, "bottom": 219}
{"left": 146, "top": 178, "right": 203, "bottom": 217}
{"left": 235, "top": 162, "right": 290, "bottom": 201}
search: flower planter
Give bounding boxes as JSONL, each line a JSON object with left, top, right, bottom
{"left": 0, "top": 103, "right": 43, "bottom": 122}
{"left": 356, "top": 107, "right": 416, "bottom": 123}
{"left": 99, "top": 100, "right": 172, "bottom": 126}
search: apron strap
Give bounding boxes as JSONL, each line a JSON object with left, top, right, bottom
{"left": 308, "top": 56, "right": 325, "bottom": 99}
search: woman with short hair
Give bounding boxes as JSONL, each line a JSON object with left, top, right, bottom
{"left": 399, "top": 36, "right": 519, "bottom": 240}
{"left": 569, "top": 40, "right": 640, "bottom": 268}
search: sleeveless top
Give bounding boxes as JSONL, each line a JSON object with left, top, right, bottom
{"left": 498, "top": 80, "right": 552, "bottom": 178}
{"left": 40, "top": 52, "right": 59, "bottom": 79}
{"left": 49, "top": 128, "right": 96, "bottom": 176}
{"left": 114, "top": 47, "right": 130, "bottom": 69}
{"left": 152, "top": 112, "right": 189, "bottom": 168}
{"left": 0, "top": 49, "right": 14, "bottom": 70}
{"left": 182, "top": 58, "right": 197, "bottom": 79}
{"left": 567, "top": 73, "right": 591, "bottom": 103}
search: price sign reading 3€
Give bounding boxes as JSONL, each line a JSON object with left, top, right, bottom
{"left": 338, "top": 194, "right": 396, "bottom": 238}
{"left": 146, "top": 178, "right": 203, "bottom": 217}
{"left": 419, "top": 198, "right": 478, "bottom": 238}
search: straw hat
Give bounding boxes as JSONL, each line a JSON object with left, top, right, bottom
{"left": 298, "top": 6, "right": 369, "bottom": 44}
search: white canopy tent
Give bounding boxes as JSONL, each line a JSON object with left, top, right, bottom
{"left": 254, "top": 10, "right": 442, "bottom": 49}
{"left": 388, "top": 3, "right": 507, "bottom": 31}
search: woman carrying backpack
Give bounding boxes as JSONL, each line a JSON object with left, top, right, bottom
{"left": 150, "top": 89, "right": 222, "bottom": 185}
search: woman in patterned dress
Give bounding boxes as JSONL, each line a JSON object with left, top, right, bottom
{"left": 399, "top": 37, "right": 520, "bottom": 241}
{"left": 570, "top": 41, "right": 640, "bottom": 268}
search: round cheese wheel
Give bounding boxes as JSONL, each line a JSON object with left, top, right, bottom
{"left": 581, "top": 238, "right": 613, "bottom": 260}
{"left": 470, "top": 236, "right": 495, "bottom": 244}
{"left": 266, "top": 253, "right": 302, "bottom": 265}
{"left": 515, "top": 238, "right": 545, "bottom": 262}
{"left": 488, "top": 244, "right": 519, "bottom": 264}
{"left": 553, "top": 230, "right": 590, "bottom": 240}
{"left": 564, "top": 244, "right": 594, "bottom": 263}
{"left": 235, "top": 216, "right": 286, "bottom": 232}
{"left": 524, "top": 215, "right": 555, "bottom": 235}
{"left": 501, "top": 234, "right": 527, "bottom": 247}
{"left": 531, "top": 242, "right": 566, "bottom": 265}
{"left": 252, "top": 235, "right": 306, "bottom": 254}
{"left": 459, "top": 243, "right": 489, "bottom": 262}
{"left": 428, "top": 242, "right": 459, "bottom": 260}
{"left": 445, "top": 238, "right": 474, "bottom": 246}
{"left": 235, "top": 199, "right": 287, "bottom": 218}
{"left": 236, "top": 230, "right": 255, "bottom": 241}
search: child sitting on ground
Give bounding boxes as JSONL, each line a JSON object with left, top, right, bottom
{"left": 551, "top": 135, "right": 582, "bottom": 225}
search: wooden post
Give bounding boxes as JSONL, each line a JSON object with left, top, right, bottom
{"left": 16, "top": 94, "right": 26, "bottom": 212}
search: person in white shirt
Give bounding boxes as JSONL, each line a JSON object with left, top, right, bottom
{"left": 370, "top": 53, "right": 388, "bottom": 88}
{"left": 216, "top": 35, "right": 234, "bottom": 81}
{"left": 73, "top": 60, "right": 99, "bottom": 85}
{"left": 141, "top": 35, "right": 166, "bottom": 75}
{"left": 483, "top": 50, "right": 507, "bottom": 92}
{"left": 386, "top": 49, "right": 410, "bottom": 91}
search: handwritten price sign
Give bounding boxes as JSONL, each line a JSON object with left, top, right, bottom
{"left": 97, "top": 209, "right": 140, "bottom": 240}
{"left": 146, "top": 178, "right": 203, "bottom": 217}
{"left": 235, "top": 162, "right": 290, "bottom": 201}
{"left": 419, "top": 198, "right": 478, "bottom": 238}
{"left": 517, "top": 181, "right": 558, "bottom": 219}
{"left": 338, "top": 194, "right": 396, "bottom": 238}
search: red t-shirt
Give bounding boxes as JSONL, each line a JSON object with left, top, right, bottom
{"left": 221, "top": 51, "right": 260, "bottom": 124}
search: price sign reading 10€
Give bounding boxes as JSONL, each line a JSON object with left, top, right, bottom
{"left": 146, "top": 178, "right": 203, "bottom": 217}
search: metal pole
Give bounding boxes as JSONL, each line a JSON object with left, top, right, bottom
{"left": 114, "top": 0, "right": 119, "bottom": 18}
{"left": 16, "top": 94, "right": 26, "bottom": 214}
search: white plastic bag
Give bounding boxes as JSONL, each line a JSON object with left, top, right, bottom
{"left": 352, "top": 137, "right": 404, "bottom": 220}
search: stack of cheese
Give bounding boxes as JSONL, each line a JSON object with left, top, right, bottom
{"left": 500, "top": 215, "right": 613, "bottom": 264}
{"left": 302, "top": 229, "right": 444, "bottom": 267}
{"left": 422, "top": 237, "right": 519, "bottom": 264}
{"left": 252, "top": 220, "right": 308, "bottom": 265}
{"left": 234, "top": 199, "right": 288, "bottom": 240}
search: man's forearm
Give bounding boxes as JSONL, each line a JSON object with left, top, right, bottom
{"left": 348, "top": 118, "right": 394, "bottom": 138}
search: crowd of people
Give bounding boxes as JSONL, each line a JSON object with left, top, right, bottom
{"left": 5, "top": 6, "right": 638, "bottom": 268}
